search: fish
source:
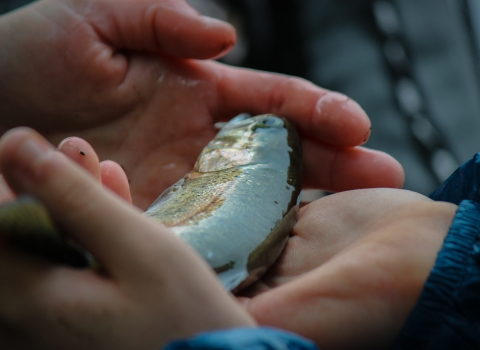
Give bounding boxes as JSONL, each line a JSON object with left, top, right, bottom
{"left": 0, "top": 196, "right": 93, "bottom": 268}
{"left": 0, "top": 113, "right": 302, "bottom": 292}
{"left": 144, "top": 114, "right": 303, "bottom": 291}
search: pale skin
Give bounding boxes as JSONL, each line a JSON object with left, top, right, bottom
{"left": 0, "top": 128, "right": 255, "bottom": 350}
{"left": 0, "top": 129, "right": 457, "bottom": 350}
{"left": 240, "top": 190, "right": 457, "bottom": 349}
{"left": 0, "top": 0, "right": 404, "bottom": 210}
{"left": 0, "top": 0, "right": 455, "bottom": 349}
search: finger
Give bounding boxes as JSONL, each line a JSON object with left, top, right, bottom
{"left": 302, "top": 139, "right": 405, "bottom": 191}
{"left": 0, "top": 128, "right": 177, "bottom": 277}
{"left": 57, "top": 138, "right": 132, "bottom": 202}
{"left": 100, "top": 160, "right": 132, "bottom": 204}
{"left": 0, "top": 175, "right": 15, "bottom": 204}
{"left": 57, "top": 137, "right": 101, "bottom": 181}
{"left": 0, "top": 128, "right": 255, "bottom": 340}
{"left": 79, "top": 0, "right": 236, "bottom": 59}
{"left": 210, "top": 63, "right": 371, "bottom": 147}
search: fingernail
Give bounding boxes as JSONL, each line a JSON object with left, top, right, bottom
{"left": 57, "top": 137, "right": 74, "bottom": 150}
{"left": 16, "top": 137, "right": 52, "bottom": 166}
{"left": 200, "top": 15, "right": 233, "bottom": 29}
{"left": 317, "top": 91, "right": 363, "bottom": 115}
{"left": 362, "top": 128, "right": 372, "bottom": 144}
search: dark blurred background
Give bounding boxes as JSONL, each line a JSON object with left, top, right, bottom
{"left": 187, "top": 0, "right": 480, "bottom": 195}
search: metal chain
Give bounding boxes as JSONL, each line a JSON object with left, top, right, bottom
{"left": 372, "top": 1, "right": 460, "bottom": 184}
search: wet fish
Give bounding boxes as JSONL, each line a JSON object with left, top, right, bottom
{"left": 144, "top": 114, "right": 302, "bottom": 291}
{"left": 0, "top": 114, "right": 302, "bottom": 292}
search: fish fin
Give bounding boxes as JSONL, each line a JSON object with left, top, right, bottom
{"left": 145, "top": 178, "right": 186, "bottom": 212}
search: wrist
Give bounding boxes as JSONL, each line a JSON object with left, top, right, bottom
{"left": 394, "top": 199, "right": 480, "bottom": 349}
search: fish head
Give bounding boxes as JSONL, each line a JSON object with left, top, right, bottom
{"left": 195, "top": 114, "right": 301, "bottom": 173}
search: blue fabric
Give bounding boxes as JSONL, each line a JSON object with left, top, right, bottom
{"left": 393, "top": 153, "right": 480, "bottom": 349}
{"left": 429, "top": 153, "right": 480, "bottom": 204}
{"left": 163, "top": 327, "right": 318, "bottom": 350}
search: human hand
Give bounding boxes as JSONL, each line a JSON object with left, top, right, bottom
{"left": 239, "top": 189, "right": 458, "bottom": 349}
{"left": 0, "top": 0, "right": 234, "bottom": 131}
{"left": 0, "top": 128, "right": 254, "bottom": 350}
{"left": 0, "top": 0, "right": 403, "bottom": 209}
{"left": 0, "top": 133, "right": 132, "bottom": 205}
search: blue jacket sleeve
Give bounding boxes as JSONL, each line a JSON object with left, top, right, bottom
{"left": 393, "top": 153, "right": 480, "bottom": 349}
{"left": 163, "top": 327, "right": 318, "bottom": 350}
{"left": 429, "top": 153, "right": 480, "bottom": 205}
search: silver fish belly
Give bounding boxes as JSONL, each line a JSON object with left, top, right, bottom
{"left": 144, "top": 114, "right": 303, "bottom": 292}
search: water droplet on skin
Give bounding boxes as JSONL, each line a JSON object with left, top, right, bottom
{"left": 162, "top": 163, "right": 176, "bottom": 170}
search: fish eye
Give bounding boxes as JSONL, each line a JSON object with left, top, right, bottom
{"left": 255, "top": 116, "right": 284, "bottom": 128}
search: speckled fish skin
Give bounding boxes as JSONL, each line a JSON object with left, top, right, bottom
{"left": 144, "top": 114, "right": 303, "bottom": 292}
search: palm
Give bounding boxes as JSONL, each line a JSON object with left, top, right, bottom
{"left": 46, "top": 57, "right": 224, "bottom": 209}
{"left": 1, "top": 2, "right": 227, "bottom": 208}
{"left": 5, "top": 52, "right": 405, "bottom": 210}
{"left": 240, "top": 189, "right": 457, "bottom": 349}
{"left": 2, "top": 52, "right": 217, "bottom": 207}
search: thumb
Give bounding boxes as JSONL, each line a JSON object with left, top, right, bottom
{"left": 74, "top": 0, "right": 236, "bottom": 59}
{"left": 0, "top": 128, "right": 186, "bottom": 278}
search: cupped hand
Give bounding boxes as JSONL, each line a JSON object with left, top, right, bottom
{"left": 0, "top": 128, "right": 254, "bottom": 350}
{"left": 0, "top": 0, "right": 403, "bottom": 210}
{"left": 239, "top": 189, "right": 458, "bottom": 349}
